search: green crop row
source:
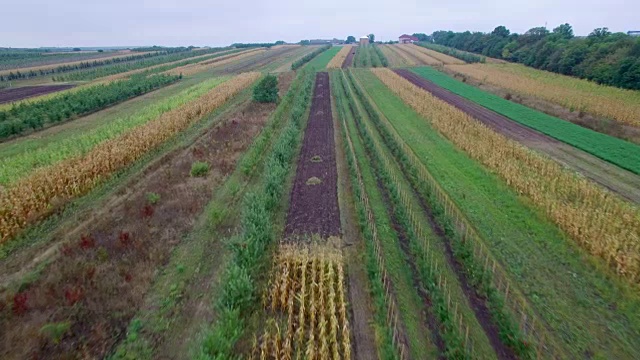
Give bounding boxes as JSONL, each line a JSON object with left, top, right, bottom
{"left": 349, "top": 69, "right": 530, "bottom": 358}
{"left": 197, "top": 69, "right": 315, "bottom": 359}
{"left": 410, "top": 66, "right": 640, "bottom": 174}
{"left": 415, "top": 43, "right": 485, "bottom": 63}
{"left": 354, "top": 45, "right": 388, "bottom": 68}
{"left": 0, "top": 74, "right": 180, "bottom": 140}
{"left": 291, "top": 45, "right": 331, "bottom": 70}
{"left": 54, "top": 48, "right": 237, "bottom": 81}
{"left": 0, "top": 76, "right": 228, "bottom": 185}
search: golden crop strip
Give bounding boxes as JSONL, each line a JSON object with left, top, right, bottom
{"left": 0, "top": 72, "right": 260, "bottom": 244}
{"left": 379, "top": 45, "right": 406, "bottom": 67}
{"left": 254, "top": 244, "right": 351, "bottom": 360}
{"left": 446, "top": 63, "right": 640, "bottom": 128}
{"left": 371, "top": 68, "right": 640, "bottom": 284}
{"left": 409, "top": 44, "right": 466, "bottom": 65}
{"left": 0, "top": 51, "right": 158, "bottom": 77}
{"left": 162, "top": 48, "right": 266, "bottom": 77}
{"left": 385, "top": 45, "right": 419, "bottom": 66}
{"left": 394, "top": 44, "right": 442, "bottom": 66}
{"left": 326, "top": 46, "right": 353, "bottom": 69}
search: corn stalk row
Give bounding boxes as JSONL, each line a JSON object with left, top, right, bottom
{"left": 327, "top": 46, "right": 354, "bottom": 69}
{"left": 0, "top": 72, "right": 261, "bottom": 244}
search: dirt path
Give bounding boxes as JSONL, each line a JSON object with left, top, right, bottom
{"left": 284, "top": 72, "right": 341, "bottom": 238}
{"left": 342, "top": 47, "right": 356, "bottom": 68}
{"left": 331, "top": 77, "right": 378, "bottom": 360}
{"left": 0, "top": 96, "right": 275, "bottom": 359}
{"left": 0, "top": 84, "right": 76, "bottom": 104}
{"left": 395, "top": 69, "right": 640, "bottom": 204}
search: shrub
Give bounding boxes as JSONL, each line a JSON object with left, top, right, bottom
{"left": 40, "top": 322, "right": 71, "bottom": 344}
{"left": 253, "top": 74, "right": 279, "bottom": 103}
{"left": 190, "top": 161, "right": 210, "bottom": 177}
{"left": 146, "top": 192, "right": 161, "bottom": 204}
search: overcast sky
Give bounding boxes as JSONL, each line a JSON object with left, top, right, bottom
{"left": 1, "top": 0, "right": 637, "bottom": 48}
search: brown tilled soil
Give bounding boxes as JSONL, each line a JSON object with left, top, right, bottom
{"left": 0, "top": 85, "right": 75, "bottom": 104}
{"left": 285, "top": 72, "right": 341, "bottom": 238}
{"left": 342, "top": 48, "right": 356, "bottom": 68}
{"left": 0, "top": 99, "right": 276, "bottom": 359}
{"left": 395, "top": 69, "right": 640, "bottom": 204}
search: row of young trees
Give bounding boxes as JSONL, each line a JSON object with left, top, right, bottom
{"left": 53, "top": 47, "right": 230, "bottom": 81}
{"left": 0, "top": 51, "right": 172, "bottom": 82}
{"left": 428, "top": 24, "right": 640, "bottom": 90}
{"left": 0, "top": 74, "right": 180, "bottom": 139}
{"left": 291, "top": 45, "right": 331, "bottom": 70}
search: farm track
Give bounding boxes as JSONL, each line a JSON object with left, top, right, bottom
{"left": 0, "top": 95, "right": 275, "bottom": 359}
{"left": 395, "top": 69, "right": 640, "bottom": 204}
{"left": 0, "top": 85, "right": 76, "bottom": 104}
{"left": 285, "top": 72, "right": 340, "bottom": 238}
{"left": 342, "top": 47, "right": 356, "bottom": 68}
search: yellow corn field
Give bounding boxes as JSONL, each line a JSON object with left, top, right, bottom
{"left": 378, "top": 45, "right": 405, "bottom": 67}
{"left": 446, "top": 63, "right": 640, "bottom": 128}
{"left": 253, "top": 244, "right": 351, "bottom": 360}
{"left": 394, "top": 44, "right": 442, "bottom": 66}
{"left": 0, "top": 72, "right": 260, "bottom": 244}
{"left": 409, "top": 44, "right": 465, "bottom": 65}
{"left": 326, "top": 46, "right": 353, "bottom": 69}
{"left": 372, "top": 68, "right": 640, "bottom": 284}
{"left": 162, "top": 48, "right": 266, "bottom": 77}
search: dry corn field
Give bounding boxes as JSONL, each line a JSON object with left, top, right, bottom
{"left": 409, "top": 44, "right": 465, "bottom": 65}
{"left": 384, "top": 45, "right": 419, "bottom": 66}
{"left": 394, "top": 44, "right": 442, "bottom": 66}
{"left": 372, "top": 68, "right": 640, "bottom": 284}
{"left": 446, "top": 63, "right": 640, "bottom": 128}
{"left": 326, "top": 46, "right": 354, "bottom": 69}
{"left": 0, "top": 72, "right": 260, "bottom": 244}
{"left": 252, "top": 245, "right": 351, "bottom": 360}
{"left": 162, "top": 48, "right": 266, "bottom": 77}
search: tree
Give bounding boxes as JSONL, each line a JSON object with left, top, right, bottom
{"left": 346, "top": 36, "right": 356, "bottom": 44}
{"left": 368, "top": 34, "right": 375, "bottom": 43}
{"left": 491, "top": 26, "right": 510, "bottom": 38}
{"left": 299, "top": 40, "right": 310, "bottom": 46}
{"left": 553, "top": 23, "right": 574, "bottom": 40}
{"left": 588, "top": 27, "right": 611, "bottom": 41}
{"left": 275, "top": 40, "right": 285, "bottom": 45}
{"left": 253, "top": 74, "right": 279, "bottom": 103}
{"left": 413, "top": 33, "right": 430, "bottom": 42}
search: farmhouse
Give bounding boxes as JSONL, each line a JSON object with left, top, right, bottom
{"left": 399, "top": 34, "right": 419, "bottom": 44}
{"left": 359, "top": 36, "right": 369, "bottom": 45}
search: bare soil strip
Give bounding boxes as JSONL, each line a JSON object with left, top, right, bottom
{"left": 285, "top": 72, "right": 340, "bottom": 238}
{"left": 0, "top": 98, "right": 274, "bottom": 359}
{"left": 395, "top": 69, "right": 640, "bottom": 204}
{"left": 342, "top": 47, "right": 356, "bottom": 68}
{"left": 0, "top": 84, "right": 76, "bottom": 104}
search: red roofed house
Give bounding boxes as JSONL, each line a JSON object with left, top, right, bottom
{"left": 399, "top": 34, "right": 419, "bottom": 44}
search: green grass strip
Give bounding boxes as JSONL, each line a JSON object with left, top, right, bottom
{"left": 410, "top": 66, "right": 640, "bottom": 175}
{"left": 305, "top": 47, "right": 341, "bottom": 70}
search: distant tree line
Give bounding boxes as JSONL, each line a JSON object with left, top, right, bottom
{"left": 131, "top": 46, "right": 196, "bottom": 53}
{"left": 0, "top": 74, "right": 180, "bottom": 139}
{"left": 429, "top": 24, "right": 640, "bottom": 90}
